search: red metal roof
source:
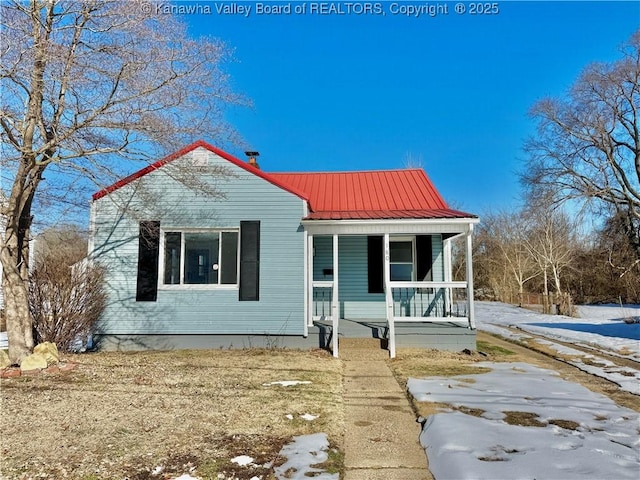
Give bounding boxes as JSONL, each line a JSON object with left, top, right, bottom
{"left": 270, "top": 171, "right": 476, "bottom": 220}
{"left": 92, "top": 141, "right": 476, "bottom": 220}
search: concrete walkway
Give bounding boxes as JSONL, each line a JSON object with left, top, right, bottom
{"left": 340, "top": 338, "right": 433, "bottom": 480}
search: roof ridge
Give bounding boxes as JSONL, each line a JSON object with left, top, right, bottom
{"left": 270, "top": 168, "right": 425, "bottom": 175}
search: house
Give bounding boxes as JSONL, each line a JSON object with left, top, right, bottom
{"left": 89, "top": 140, "right": 479, "bottom": 357}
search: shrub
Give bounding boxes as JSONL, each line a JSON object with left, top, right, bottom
{"left": 30, "top": 258, "right": 106, "bottom": 352}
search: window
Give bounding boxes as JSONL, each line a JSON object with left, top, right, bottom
{"left": 389, "top": 238, "right": 414, "bottom": 281}
{"left": 368, "top": 235, "right": 434, "bottom": 288}
{"left": 161, "top": 230, "right": 239, "bottom": 286}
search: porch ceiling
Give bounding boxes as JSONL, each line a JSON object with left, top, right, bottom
{"left": 302, "top": 216, "right": 478, "bottom": 235}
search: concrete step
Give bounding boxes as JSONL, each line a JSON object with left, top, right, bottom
{"left": 339, "top": 338, "right": 389, "bottom": 360}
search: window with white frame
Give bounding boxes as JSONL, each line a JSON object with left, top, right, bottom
{"left": 389, "top": 237, "right": 415, "bottom": 281}
{"left": 162, "top": 230, "right": 239, "bottom": 286}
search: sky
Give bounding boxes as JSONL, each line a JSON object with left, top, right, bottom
{"left": 173, "top": 0, "right": 640, "bottom": 213}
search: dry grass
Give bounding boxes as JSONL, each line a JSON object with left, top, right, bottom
{"left": 388, "top": 348, "right": 493, "bottom": 418}
{"left": 389, "top": 348, "right": 492, "bottom": 388}
{"left": 502, "top": 411, "right": 546, "bottom": 427}
{"left": 3, "top": 331, "right": 638, "bottom": 479}
{"left": 0, "top": 348, "right": 343, "bottom": 480}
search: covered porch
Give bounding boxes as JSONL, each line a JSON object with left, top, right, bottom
{"left": 302, "top": 218, "right": 478, "bottom": 358}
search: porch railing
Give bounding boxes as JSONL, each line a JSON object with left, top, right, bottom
{"left": 390, "top": 281, "right": 469, "bottom": 320}
{"left": 312, "top": 281, "right": 338, "bottom": 357}
{"left": 312, "top": 281, "right": 333, "bottom": 320}
{"left": 387, "top": 281, "right": 472, "bottom": 358}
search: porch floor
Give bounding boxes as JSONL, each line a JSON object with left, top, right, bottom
{"left": 312, "top": 318, "right": 476, "bottom": 352}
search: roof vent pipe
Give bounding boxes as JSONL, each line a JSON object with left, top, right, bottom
{"left": 245, "top": 151, "right": 260, "bottom": 169}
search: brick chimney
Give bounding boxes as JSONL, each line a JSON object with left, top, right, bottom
{"left": 245, "top": 151, "right": 260, "bottom": 169}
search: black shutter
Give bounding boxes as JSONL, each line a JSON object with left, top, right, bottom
{"left": 367, "top": 236, "right": 384, "bottom": 294}
{"left": 416, "top": 235, "right": 433, "bottom": 281}
{"left": 239, "top": 221, "right": 260, "bottom": 301}
{"left": 136, "top": 221, "right": 160, "bottom": 302}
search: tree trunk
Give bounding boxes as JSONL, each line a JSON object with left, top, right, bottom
{"left": 518, "top": 284, "right": 524, "bottom": 307}
{"left": 1, "top": 227, "right": 33, "bottom": 365}
{"left": 2, "top": 166, "right": 39, "bottom": 364}
{"left": 553, "top": 275, "right": 562, "bottom": 315}
{"left": 542, "top": 268, "right": 550, "bottom": 314}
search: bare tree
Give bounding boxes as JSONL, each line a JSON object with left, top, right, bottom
{"left": 524, "top": 205, "right": 579, "bottom": 315}
{"left": 523, "top": 30, "right": 640, "bottom": 261}
{"left": 0, "top": 0, "right": 242, "bottom": 363}
{"left": 567, "top": 212, "right": 640, "bottom": 303}
{"left": 473, "top": 210, "right": 539, "bottom": 305}
{"left": 490, "top": 211, "right": 539, "bottom": 306}
{"left": 33, "top": 224, "right": 87, "bottom": 267}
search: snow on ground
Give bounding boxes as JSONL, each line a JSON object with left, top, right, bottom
{"left": 163, "top": 432, "right": 335, "bottom": 480}
{"left": 409, "top": 362, "right": 640, "bottom": 480}
{"left": 262, "top": 380, "right": 312, "bottom": 387}
{"left": 475, "top": 301, "right": 640, "bottom": 393}
{"left": 407, "top": 301, "right": 640, "bottom": 479}
{"left": 477, "top": 301, "right": 640, "bottom": 356}
{"left": 534, "top": 338, "right": 640, "bottom": 394}
{"left": 157, "top": 379, "right": 329, "bottom": 480}
{"left": 274, "top": 433, "right": 338, "bottom": 480}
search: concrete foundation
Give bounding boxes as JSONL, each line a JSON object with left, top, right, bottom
{"left": 96, "top": 318, "right": 475, "bottom": 353}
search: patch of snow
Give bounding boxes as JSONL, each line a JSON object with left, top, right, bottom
{"left": 476, "top": 302, "right": 640, "bottom": 360}
{"left": 477, "top": 322, "right": 531, "bottom": 342}
{"left": 151, "top": 465, "right": 164, "bottom": 476}
{"left": 409, "top": 362, "right": 639, "bottom": 480}
{"left": 534, "top": 338, "right": 640, "bottom": 394}
{"left": 262, "top": 380, "right": 312, "bottom": 387}
{"left": 476, "top": 301, "right": 640, "bottom": 393}
{"left": 577, "top": 304, "right": 640, "bottom": 322}
{"left": 230, "top": 455, "right": 254, "bottom": 467}
{"left": 274, "top": 433, "right": 338, "bottom": 480}
{"left": 285, "top": 414, "right": 294, "bottom": 420}
{"left": 300, "top": 413, "right": 318, "bottom": 421}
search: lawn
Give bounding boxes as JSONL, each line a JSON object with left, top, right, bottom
{"left": 0, "top": 348, "right": 343, "bottom": 480}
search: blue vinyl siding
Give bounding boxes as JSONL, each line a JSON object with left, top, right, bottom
{"left": 431, "top": 234, "right": 444, "bottom": 282}
{"left": 312, "top": 235, "right": 445, "bottom": 319}
{"left": 338, "top": 236, "right": 386, "bottom": 319}
{"left": 91, "top": 147, "right": 305, "bottom": 336}
{"left": 312, "top": 236, "right": 333, "bottom": 281}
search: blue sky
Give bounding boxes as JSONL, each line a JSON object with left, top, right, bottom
{"left": 185, "top": 1, "right": 638, "bottom": 213}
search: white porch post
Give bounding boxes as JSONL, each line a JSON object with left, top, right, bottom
{"left": 465, "top": 224, "right": 476, "bottom": 329}
{"left": 306, "top": 233, "right": 314, "bottom": 328}
{"left": 384, "top": 233, "right": 395, "bottom": 358}
{"left": 332, "top": 234, "right": 339, "bottom": 358}
{"left": 443, "top": 237, "right": 452, "bottom": 315}
{"left": 303, "top": 232, "right": 310, "bottom": 335}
